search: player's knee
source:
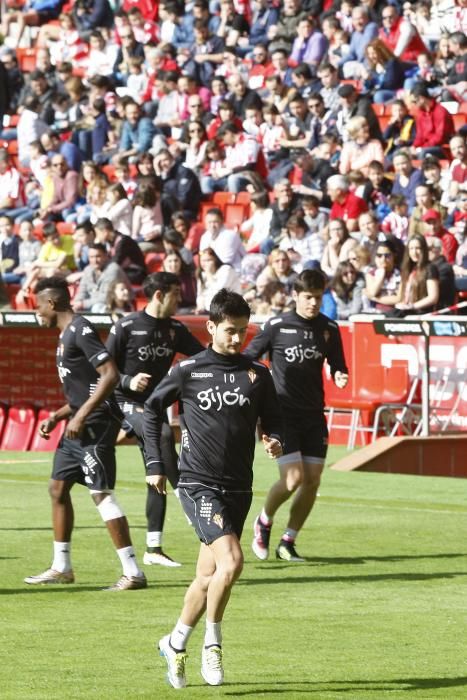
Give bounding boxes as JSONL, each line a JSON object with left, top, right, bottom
{"left": 283, "top": 468, "right": 303, "bottom": 492}
{"left": 218, "top": 550, "right": 244, "bottom": 584}
{"left": 91, "top": 491, "right": 125, "bottom": 522}
{"left": 48, "top": 479, "right": 69, "bottom": 503}
{"left": 302, "top": 472, "right": 321, "bottom": 490}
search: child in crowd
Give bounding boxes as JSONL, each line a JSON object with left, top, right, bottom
{"left": 381, "top": 195, "right": 410, "bottom": 242}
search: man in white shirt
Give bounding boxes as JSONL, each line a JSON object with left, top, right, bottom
{"left": 199, "top": 208, "right": 245, "bottom": 271}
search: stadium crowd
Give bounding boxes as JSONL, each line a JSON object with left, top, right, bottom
{"left": 0, "top": 0, "right": 466, "bottom": 319}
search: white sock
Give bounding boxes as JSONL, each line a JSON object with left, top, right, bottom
{"left": 52, "top": 541, "right": 71, "bottom": 572}
{"left": 260, "top": 508, "right": 273, "bottom": 526}
{"left": 146, "top": 531, "right": 162, "bottom": 548}
{"left": 283, "top": 528, "right": 298, "bottom": 542}
{"left": 205, "top": 620, "right": 222, "bottom": 648}
{"left": 117, "top": 546, "right": 142, "bottom": 577}
{"left": 170, "top": 619, "right": 194, "bottom": 651}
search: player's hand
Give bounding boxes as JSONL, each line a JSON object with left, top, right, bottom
{"left": 146, "top": 475, "right": 167, "bottom": 494}
{"left": 65, "top": 415, "right": 85, "bottom": 440}
{"left": 38, "top": 415, "right": 57, "bottom": 440}
{"left": 334, "top": 372, "right": 349, "bottom": 389}
{"left": 262, "top": 434, "right": 282, "bottom": 459}
{"left": 130, "top": 373, "right": 152, "bottom": 392}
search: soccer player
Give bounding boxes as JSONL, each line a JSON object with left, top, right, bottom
{"left": 246, "top": 268, "right": 349, "bottom": 562}
{"left": 106, "top": 272, "right": 204, "bottom": 567}
{"left": 25, "top": 276, "right": 147, "bottom": 590}
{"left": 143, "top": 289, "right": 283, "bottom": 689}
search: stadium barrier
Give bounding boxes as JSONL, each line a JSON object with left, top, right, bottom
{"left": 0, "top": 312, "right": 465, "bottom": 450}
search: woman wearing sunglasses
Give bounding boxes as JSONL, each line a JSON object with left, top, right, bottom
{"left": 364, "top": 240, "right": 402, "bottom": 313}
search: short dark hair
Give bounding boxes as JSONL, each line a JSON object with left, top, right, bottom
{"left": 209, "top": 288, "right": 251, "bottom": 323}
{"left": 95, "top": 217, "right": 114, "bottom": 231}
{"left": 89, "top": 242, "right": 107, "bottom": 254}
{"left": 411, "top": 82, "right": 431, "bottom": 99}
{"left": 217, "top": 121, "right": 239, "bottom": 137}
{"left": 294, "top": 269, "right": 327, "bottom": 293}
{"left": 143, "top": 271, "right": 180, "bottom": 299}
{"left": 205, "top": 207, "right": 224, "bottom": 221}
{"left": 43, "top": 223, "right": 59, "bottom": 238}
{"left": 36, "top": 276, "right": 71, "bottom": 307}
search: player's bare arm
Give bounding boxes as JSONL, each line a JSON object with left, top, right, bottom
{"left": 65, "top": 360, "right": 119, "bottom": 439}
{"left": 38, "top": 404, "right": 72, "bottom": 439}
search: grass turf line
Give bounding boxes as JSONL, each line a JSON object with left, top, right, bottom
{"left": 1, "top": 445, "right": 467, "bottom": 699}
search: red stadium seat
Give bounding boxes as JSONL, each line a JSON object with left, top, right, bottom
{"left": 16, "top": 48, "right": 37, "bottom": 73}
{"left": 56, "top": 222, "right": 76, "bottom": 235}
{"left": 29, "top": 409, "right": 66, "bottom": 452}
{"left": 224, "top": 203, "right": 246, "bottom": 229}
{"left": 212, "top": 192, "right": 236, "bottom": 209}
{"left": 0, "top": 405, "right": 6, "bottom": 442}
{"left": 144, "top": 252, "right": 164, "bottom": 273}
{"left": 0, "top": 406, "right": 36, "bottom": 451}
{"left": 453, "top": 113, "right": 467, "bottom": 131}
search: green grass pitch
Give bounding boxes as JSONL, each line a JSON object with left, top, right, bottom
{"left": 1, "top": 445, "right": 467, "bottom": 699}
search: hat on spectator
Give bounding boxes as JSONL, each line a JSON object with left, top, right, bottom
{"left": 302, "top": 259, "right": 324, "bottom": 272}
{"left": 422, "top": 209, "right": 441, "bottom": 222}
{"left": 338, "top": 84, "right": 356, "bottom": 98}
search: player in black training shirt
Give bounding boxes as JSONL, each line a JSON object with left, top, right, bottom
{"left": 245, "top": 269, "right": 349, "bottom": 562}
{"left": 24, "top": 277, "right": 147, "bottom": 590}
{"left": 106, "top": 272, "right": 204, "bottom": 567}
{"left": 143, "top": 290, "right": 283, "bottom": 689}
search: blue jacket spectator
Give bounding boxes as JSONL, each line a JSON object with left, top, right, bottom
{"left": 119, "top": 102, "right": 155, "bottom": 159}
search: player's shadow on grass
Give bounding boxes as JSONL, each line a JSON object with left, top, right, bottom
{"left": 240, "top": 570, "right": 467, "bottom": 585}
{"left": 304, "top": 552, "right": 467, "bottom": 565}
{"left": 222, "top": 675, "right": 467, "bottom": 695}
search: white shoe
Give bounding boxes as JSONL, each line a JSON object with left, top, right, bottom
{"left": 201, "top": 645, "right": 224, "bottom": 686}
{"left": 159, "top": 634, "right": 187, "bottom": 689}
{"left": 144, "top": 550, "right": 181, "bottom": 567}
{"left": 24, "top": 568, "right": 74, "bottom": 585}
{"left": 251, "top": 516, "right": 271, "bottom": 561}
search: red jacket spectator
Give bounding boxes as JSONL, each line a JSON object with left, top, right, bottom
{"left": 412, "top": 97, "right": 454, "bottom": 149}
{"left": 378, "top": 11, "right": 427, "bottom": 63}
{"left": 330, "top": 191, "right": 368, "bottom": 224}
{"left": 422, "top": 209, "right": 458, "bottom": 264}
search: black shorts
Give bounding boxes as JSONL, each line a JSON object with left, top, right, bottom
{"left": 179, "top": 482, "right": 253, "bottom": 545}
{"left": 283, "top": 413, "right": 328, "bottom": 460}
{"left": 52, "top": 419, "right": 120, "bottom": 491}
{"left": 120, "top": 401, "right": 179, "bottom": 489}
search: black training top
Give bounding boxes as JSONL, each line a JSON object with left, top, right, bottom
{"left": 57, "top": 315, "right": 121, "bottom": 421}
{"left": 106, "top": 310, "right": 204, "bottom": 404}
{"left": 143, "top": 346, "right": 283, "bottom": 490}
{"left": 244, "top": 310, "right": 348, "bottom": 417}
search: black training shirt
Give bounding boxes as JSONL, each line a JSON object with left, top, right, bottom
{"left": 244, "top": 311, "right": 348, "bottom": 417}
{"left": 106, "top": 310, "right": 204, "bottom": 404}
{"left": 143, "top": 346, "right": 283, "bottom": 490}
{"left": 57, "top": 315, "right": 121, "bottom": 421}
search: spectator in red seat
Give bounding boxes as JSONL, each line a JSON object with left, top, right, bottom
{"left": 199, "top": 207, "right": 245, "bottom": 272}
{"left": 327, "top": 174, "right": 368, "bottom": 233}
{"left": 448, "top": 135, "right": 467, "bottom": 201}
{"left": 247, "top": 44, "right": 275, "bottom": 90}
{"left": 421, "top": 209, "right": 458, "bottom": 264}
{"left": 410, "top": 82, "right": 455, "bottom": 160}
{"left": 0, "top": 149, "right": 25, "bottom": 217}
{"left": 339, "top": 116, "right": 385, "bottom": 178}
{"left": 216, "top": 121, "right": 262, "bottom": 193}
{"left": 378, "top": 4, "right": 427, "bottom": 63}
{"left": 441, "top": 31, "right": 467, "bottom": 103}
{"left": 427, "top": 235, "right": 457, "bottom": 310}
{"left": 95, "top": 217, "right": 146, "bottom": 285}
{"left": 37, "top": 154, "right": 79, "bottom": 223}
